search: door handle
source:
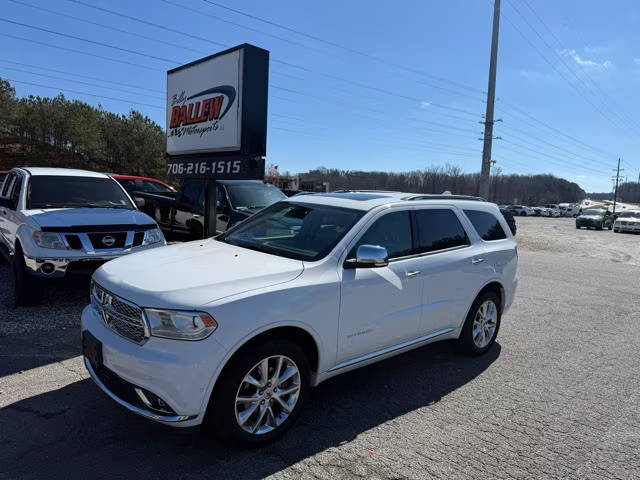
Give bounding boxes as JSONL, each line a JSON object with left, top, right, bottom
{"left": 472, "top": 258, "right": 484, "bottom": 265}
{"left": 405, "top": 270, "right": 421, "bottom": 278}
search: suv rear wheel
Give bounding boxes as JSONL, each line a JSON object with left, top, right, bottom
{"left": 12, "top": 245, "right": 43, "bottom": 306}
{"left": 459, "top": 291, "right": 501, "bottom": 355}
{"left": 207, "top": 338, "right": 310, "bottom": 445}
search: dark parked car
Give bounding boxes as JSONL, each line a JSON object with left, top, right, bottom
{"left": 130, "top": 179, "right": 286, "bottom": 240}
{"left": 575, "top": 209, "right": 614, "bottom": 230}
{"left": 499, "top": 208, "right": 517, "bottom": 235}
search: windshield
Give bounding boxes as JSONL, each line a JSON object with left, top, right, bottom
{"left": 28, "top": 176, "right": 134, "bottom": 209}
{"left": 220, "top": 202, "right": 364, "bottom": 261}
{"left": 583, "top": 209, "right": 604, "bottom": 216}
{"left": 618, "top": 211, "right": 640, "bottom": 218}
{"left": 226, "top": 183, "right": 286, "bottom": 210}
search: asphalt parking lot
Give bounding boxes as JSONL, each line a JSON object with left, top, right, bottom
{"left": 1, "top": 216, "right": 639, "bottom": 480}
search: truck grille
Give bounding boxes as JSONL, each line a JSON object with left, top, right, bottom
{"left": 91, "top": 282, "right": 147, "bottom": 344}
{"left": 88, "top": 232, "right": 127, "bottom": 249}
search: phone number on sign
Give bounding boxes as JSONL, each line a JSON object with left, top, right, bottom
{"left": 167, "top": 160, "right": 242, "bottom": 175}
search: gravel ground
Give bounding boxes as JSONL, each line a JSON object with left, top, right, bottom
{"left": 1, "top": 217, "right": 639, "bottom": 479}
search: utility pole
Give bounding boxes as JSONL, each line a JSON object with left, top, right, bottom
{"left": 612, "top": 158, "right": 622, "bottom": 214}
{"left": 479, "top": 0, "right": 501, "bottom": 201}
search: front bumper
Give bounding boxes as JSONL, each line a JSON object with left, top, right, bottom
{"left": 576, "top": 220, "right": 601, "bottom": 228}
{"left": 615, "top": 223, "right": 640, "bottom": 232}
{"left": 81, "top": 305, "right": 228, "bottom": 427}
{"left": 23, "top": 243, "right": 163, "bottom": 278}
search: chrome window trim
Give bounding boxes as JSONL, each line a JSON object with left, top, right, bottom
{"left": 388, "top": 244, "right": 472, "bottom": 263}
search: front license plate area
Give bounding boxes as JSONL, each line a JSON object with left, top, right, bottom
{"left": 82, "top": 330, "right": 103, "bottom": 371}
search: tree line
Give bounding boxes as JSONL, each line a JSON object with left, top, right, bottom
{"left": 300, "top": 166, "right": 586, "bottom": 204}
{"left": 1, "top": 78, "right": 586, "bottom": 204}
{"left": 0, "top": 78, "right": 167, "bottom": 179}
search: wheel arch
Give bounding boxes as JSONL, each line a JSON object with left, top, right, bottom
{"left": 200, "top": 322, "right": 322, "bottom": 418}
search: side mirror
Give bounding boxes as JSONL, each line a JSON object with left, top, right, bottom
{"left": 345, "top": 244, "right": 389, "bottom": 269}
{"left": 134, "top": 197, "right": 145, "bottom": 208}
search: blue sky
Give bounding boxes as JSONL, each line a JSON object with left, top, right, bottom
{"left": 2, "top": 0, "right": 640, "bottom": 192}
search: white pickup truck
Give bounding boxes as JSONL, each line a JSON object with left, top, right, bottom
{"left": 0, "top": 167, "right": 166, "bottom": 305}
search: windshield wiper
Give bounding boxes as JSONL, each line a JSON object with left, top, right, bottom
{"left": 34, "top": 203, "right": 75, "bottom": 209}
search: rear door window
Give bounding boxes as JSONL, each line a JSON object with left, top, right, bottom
{"left": 117, "top": 179, "right": 138, "bottom": 192}
{"left": 463, "top": 210, "right": 507, "bottom": 241}
{"left": 142, "top": 180, "right": 173, "bottom": 193}
{"left": 414, "top": 208, "right": 469, "bottom": 254}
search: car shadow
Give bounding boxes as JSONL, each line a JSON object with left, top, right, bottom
{"left": 0, "top": 265, "right": 88, "bottom": 376}
{"left": 1, "top": 341, "right": 501, "bottom": 479}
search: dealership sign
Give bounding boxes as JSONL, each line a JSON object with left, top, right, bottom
{"left": 166, "top": 44, "right": 269, "bottom": 162}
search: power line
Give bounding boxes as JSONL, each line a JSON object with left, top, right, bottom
{"left": 497, "top": 99, "right": 611, "bottom": 157}
{"left": 7, "top": 0, "right": 617, "bottom": 177}
{"left": 159, "top": 0, "right": 329, "bottom": 56}
{"left": 503, "top": 0, "right": 640, "bottom": 141}
{"left": 200, "top": 0, "right": 483, "bottom": 94}
{"left": 0, "top": 17, "right": 182, "bottom": 65}
{"left": 0, "top": 32, "right": 165, "bottom": 72}
{"left": 0, "top": 58, "right": 165, "bottom": 94}
{"left": 2, "top": 78, "right": 164, "bottom": 109}
{"left": 60, "top": 1, "right": 482, "bottom": 117}
{"left": 0, "top": 65, "right": 164, "bottom": 100}
{"left": 67, "top": 0, "right": 228, "bottom": 48}
{"left": 498, "top": 139, "right": 609, "bottom": 175}
{"left": 7, "top": 0, "right": 210, "bottom": 56}
{"left": 519, "top": 0, "right": 640, "bottom": 138}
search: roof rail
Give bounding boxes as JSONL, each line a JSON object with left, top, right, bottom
{"left": 402, "top": 194, "right": 486, "bottom": 202}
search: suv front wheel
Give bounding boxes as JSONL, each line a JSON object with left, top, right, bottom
{"left": 459, "top": 291, "right": 501, "bottom": 355}
{"left": 208, "top": 338, "right": 310, "bottom": 445}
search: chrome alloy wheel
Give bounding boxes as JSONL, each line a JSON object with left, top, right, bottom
{"left": 472, "top": 300, "right": 498, "bottom": 349}
{"left": 235, "top": 355, "right": 301, "bottom": 435}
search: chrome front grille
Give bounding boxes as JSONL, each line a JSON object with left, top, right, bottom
{"left": 91, "top": 282, "right": 148, "bottom": 344}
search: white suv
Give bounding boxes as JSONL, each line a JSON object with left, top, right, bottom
{"left": 81, "top": 192, "right": 518, "bottom": 444}
{"left": 0, "top": 168, "right": 166, "bottom": 304}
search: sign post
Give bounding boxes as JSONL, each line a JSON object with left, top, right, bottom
{"left": 166, "top": 43, "right": 269, "bottom": 237}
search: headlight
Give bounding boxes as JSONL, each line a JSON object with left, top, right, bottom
{"left": 144, "top": 308, "right": 217, "bottom": 341}
{"left": 143, "top": 228, "right": 165, "bottom": 246}
{"left": 32, "top": 231, "right": 66, "bottom": 249}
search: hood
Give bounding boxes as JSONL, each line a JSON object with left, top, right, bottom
{"left": 579, "top": 214, "right": 603, "bottom": 220}
{"left": 25, "top": 208, "right": 156, "bottom": 229}
{"left": 93, "top": 239, "right": 304, "bottom": 309}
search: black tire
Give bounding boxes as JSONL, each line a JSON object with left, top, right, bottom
{"left": 12, "top": 246, "right": 44, "bottom": 306}
{"left": 207, "top": 338, "right": 310, "bottom": 445}
{"left": 189, "top": 221, "right": 204, "bottom": 240}
{"left": 607, "top": 224, "right": 612, "bottom": 230}
{"left": 458, "top": 291, "right": 501, "bottom": 356}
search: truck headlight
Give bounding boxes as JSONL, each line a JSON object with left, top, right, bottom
{"left": 32, "top": 231, "right": 66, "bottom": 249}
{"left": 143, "top": 228, "right": 165, "bottom": 246}
{"left": 144, "top": 309, "right": 217, "bottom": 341}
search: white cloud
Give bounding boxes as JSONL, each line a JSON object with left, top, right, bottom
{"left": 584, "top": 46, "right": 609, "bottom": 54}
{"left": 559, "top": 49, "right": 612, "bottom": 69}
{"left": 420, "top": 101, "right": 432, "bottom": 109}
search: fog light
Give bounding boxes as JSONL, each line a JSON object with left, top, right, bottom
{"left": 134, "top": 387, "right": 175, "bottom": 413}
{"left": 41, "top": 262, "right": 55, "bottom": 274}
